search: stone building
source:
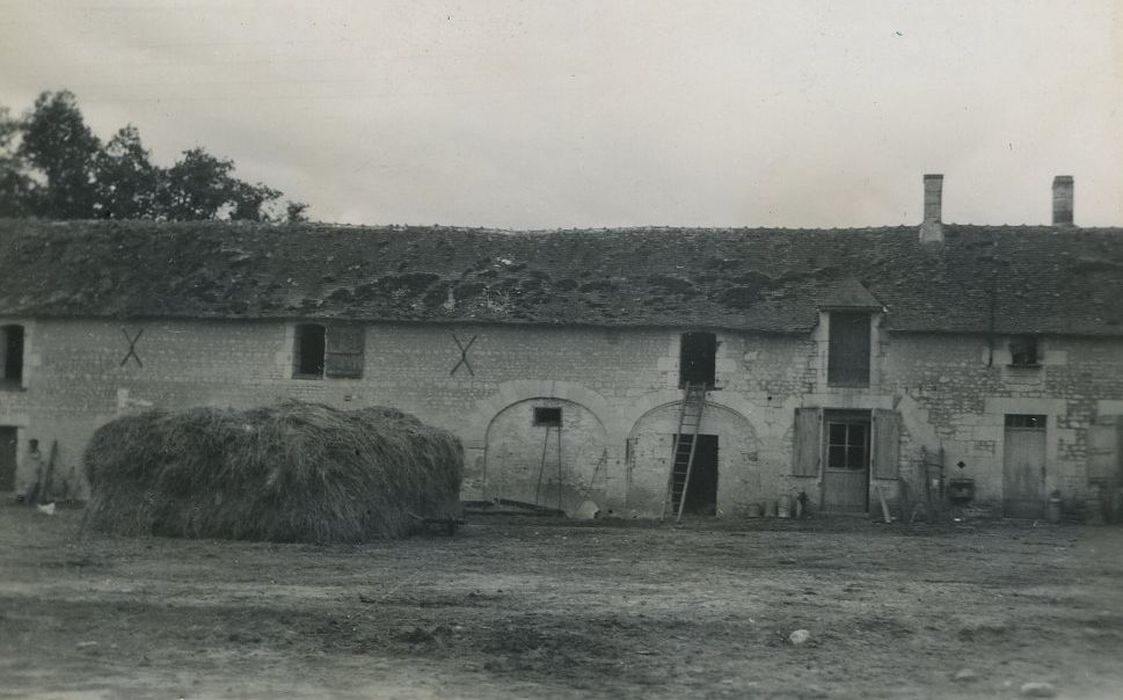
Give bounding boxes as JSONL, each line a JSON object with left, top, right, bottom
{"left": 1, "top": 175, "right": 1121, "bottom": 518}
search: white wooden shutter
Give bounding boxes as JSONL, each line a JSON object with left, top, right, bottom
{"left": 792, "top": 407, "right": 822, "bottom": 477}
{"left": 872, "top": 409, "right": 901, "bottom": 479}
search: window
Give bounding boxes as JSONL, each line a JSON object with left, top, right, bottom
{"left": 293, "top": 324, "right": 325, "bottom": 378}
{"left": 1009, "top": 336, "right": 1039, "bottom": 367}
{"left": 827, "top": 312, "right": 870, "bottom": 387}
{"left": 1, "top": 325, "right": 24, "bottom": 386}
{"left": 679, "top": 332, "right": 717, "bottom": 388}
{"left": 827, "top": 420, "right": 869, "bottom": 470}
{"left": 292, "top": 324, "right": 365, "bottom": 379}
{"left": 534, "top": 407, "right": 562, "bottom": 427}
{"left": 792, "top": 407, "right": 899, "bottom": 480}
{"left": 1006, "top": 414, "right": 1045, "bottom": 429}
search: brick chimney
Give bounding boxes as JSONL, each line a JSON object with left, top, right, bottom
{"left": 919, "top": 173, "right": 943, "bottom": 243}
{"left": 1052, "top": 175, "right": 1073, "bottom": 226}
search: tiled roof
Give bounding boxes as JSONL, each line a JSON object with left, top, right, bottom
{"left": 1, "top": 219, "right": 1122, "bottom": 335}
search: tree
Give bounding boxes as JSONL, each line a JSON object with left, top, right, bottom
{"left": 95, "top": 125, "right": 160, "bottom": 219}
{"left": 0, "top": 107, "right": 34, "bottom": 217}
{"left": 159, "top": 147, "right": 239, "bottom": 220}
{"left": 0, "top": 90, "right": 308, "bottom": 222}
{"left": 18, "top": 91, "right": 101, "bottom": 219}
{"left": 285, "top": 201, "right": 309, "bottom": 223}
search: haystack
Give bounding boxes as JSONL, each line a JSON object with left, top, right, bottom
{"left": 82, "top": 401, "right": 463, "bottom": 542}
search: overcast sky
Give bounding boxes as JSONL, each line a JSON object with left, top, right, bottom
{"left": 1, "top": 1, "right": 1120, "bottom": 229}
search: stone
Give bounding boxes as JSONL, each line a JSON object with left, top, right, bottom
{"left": 788, "top": 629, "right": 811, "bottom": 645}
{"left": 1019, "top": 682, "right": 1056, "bottom": 698}
{"left": 952, "top": 669, "right": 978, "bottom": 682}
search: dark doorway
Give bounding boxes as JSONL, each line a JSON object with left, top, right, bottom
{"left": 680, "top": 332, "right": 716, "bottom": 388}
{"left": 0, "top": 427, "right": 16, "bottom": 492}
{"left": 674, "top": 433, "right": 718, "bottom": 515}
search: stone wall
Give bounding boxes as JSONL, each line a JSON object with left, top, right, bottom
{"left": 0, "top": 316, "right": 1120, "bottom": 518}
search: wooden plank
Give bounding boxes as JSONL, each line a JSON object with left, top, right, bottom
{"left": 325, "top": 325, "right": 365, "bottom": 378}
{"left": 872, "top": 409, "right": 901, "bottom": 479}
{"left": 1087, "top": 416, "right": 1121, "bottom": 483}
{"left": 792, "top": 407, "right": 822, "bottom": 477}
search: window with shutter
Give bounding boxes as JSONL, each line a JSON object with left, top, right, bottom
{"left": 325, "top": 325, "right": 365, "bottom": 378}
{"left": 871, "top": 409, "right": 901, "bottom": 479}
{"left": 792, "top": 407, "right": 822, "bottom": 477}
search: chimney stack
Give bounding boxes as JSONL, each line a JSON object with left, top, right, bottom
{"left": 1052, "top": 175, "right": 1073, "bottom": 226}
{"left": 919, "top": 173, "right": 944, "bottom": 243}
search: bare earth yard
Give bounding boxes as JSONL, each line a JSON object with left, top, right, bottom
{"left": 2, "top": 504, "right": 1122, "bottom": 699}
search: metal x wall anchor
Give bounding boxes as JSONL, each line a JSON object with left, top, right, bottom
{"left": 450, "top": 333, "right": 477, "bottom": 376}
{"left": 120, "top": 328, "right": 144, "bottom": 368}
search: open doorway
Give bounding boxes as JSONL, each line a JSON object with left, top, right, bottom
{"left": 672, "top": 433, "right": 718, "bottom": 515}
{"left": 680, "top": 332, "right": 716, "bottom": 388}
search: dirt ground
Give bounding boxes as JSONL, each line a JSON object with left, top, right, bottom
{"left": 2, "top": 504, "right": 1122, "bottom": 699}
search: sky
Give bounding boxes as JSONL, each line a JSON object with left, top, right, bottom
{"left": 1, "top": 0, "right": 1121, "bottom": 229}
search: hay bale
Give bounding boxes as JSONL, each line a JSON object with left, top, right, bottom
{"left": 82, "top": 401, "right": 463, "bottom": 542}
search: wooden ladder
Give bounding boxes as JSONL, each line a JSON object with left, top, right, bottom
{"left": 662, "top": 382, "right": 707, "bottom": 521}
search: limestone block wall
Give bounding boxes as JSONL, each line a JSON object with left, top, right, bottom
{"left": 0, "top": 315, "right": 1120, "bottom": 518}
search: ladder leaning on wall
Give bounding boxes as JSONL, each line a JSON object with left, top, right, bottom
{"left": 662, "top": 382, "right": 708, "bottom": 521}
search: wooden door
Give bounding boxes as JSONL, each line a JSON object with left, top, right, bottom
{"left": 679, "top": 332, "right": 716, "bottom": 388}
{"left": 0, "top": 427, "right": 15, "bottom": 492}
{"left": 1004, "top": 415, "right": 1046, "bottom": 518}
{"left": 822, "top": 415, "right": 869, "bottom": 512}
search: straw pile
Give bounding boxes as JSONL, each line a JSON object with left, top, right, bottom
{"left": 82, "top": 401, "right": 463, "bottom": 542}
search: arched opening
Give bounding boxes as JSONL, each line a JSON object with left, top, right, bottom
{"left": 483, "top": 398, "right": 607, "bottom": 512}
{"left": 627, "top": 401, "right": 759, "bottom": 517}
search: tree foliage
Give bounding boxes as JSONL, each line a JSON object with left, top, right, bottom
{"left": 0, "top": 90, "right": 307, "bottom": 222}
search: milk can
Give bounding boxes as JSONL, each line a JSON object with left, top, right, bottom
{"left": 1047, "top": 490, "right": 1063, "bottom": 524}
{"left": 778, "top": 494, "right": 792, "bottom": 519}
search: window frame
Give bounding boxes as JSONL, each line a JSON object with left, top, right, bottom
{"left": 827, "top": 311, "right": 871, "bottom": 387}
{"left": 533, "top": 407, "right": 563, "bottom": 427}
{"left": 292, "top": 323, "right": 366, "bottom": 380}
{"left": 0, "top": 324, "right": 25, "bottom": 389}
{"left": 1008, "top": 336, "right": 1041, "bottom": 368}
{"left": 825, "top": 418, "right": 870, "bottom": 472}
{"left": 292, "top": 323, "right": 327, "bottom": 379}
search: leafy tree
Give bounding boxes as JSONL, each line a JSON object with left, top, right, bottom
{"left": 159, "top": 147, "right": 240, "bottom": 220}
{"left": 0, "top": 107, "right": 34, "bottom": 217}
{"left": 285, "top": 201, "right": 309, "bottom": 223}
{"left": 18, "top": 90, "right": 101, "bottom": 218}
{"left": 0, "top": 90, "right": 308, "bottom": 222}
{"left": 95, "top": 125, "right": 160, "bottom": 219}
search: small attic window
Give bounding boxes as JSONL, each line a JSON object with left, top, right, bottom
{"left": 1009, "top": 336, "right": 1040, "bottom": 367}
{"left": 534, "top": 407, "right": 562, "bottom": 427}
{"left": 1, "top": 325, "right": 24, "bottom": 387}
